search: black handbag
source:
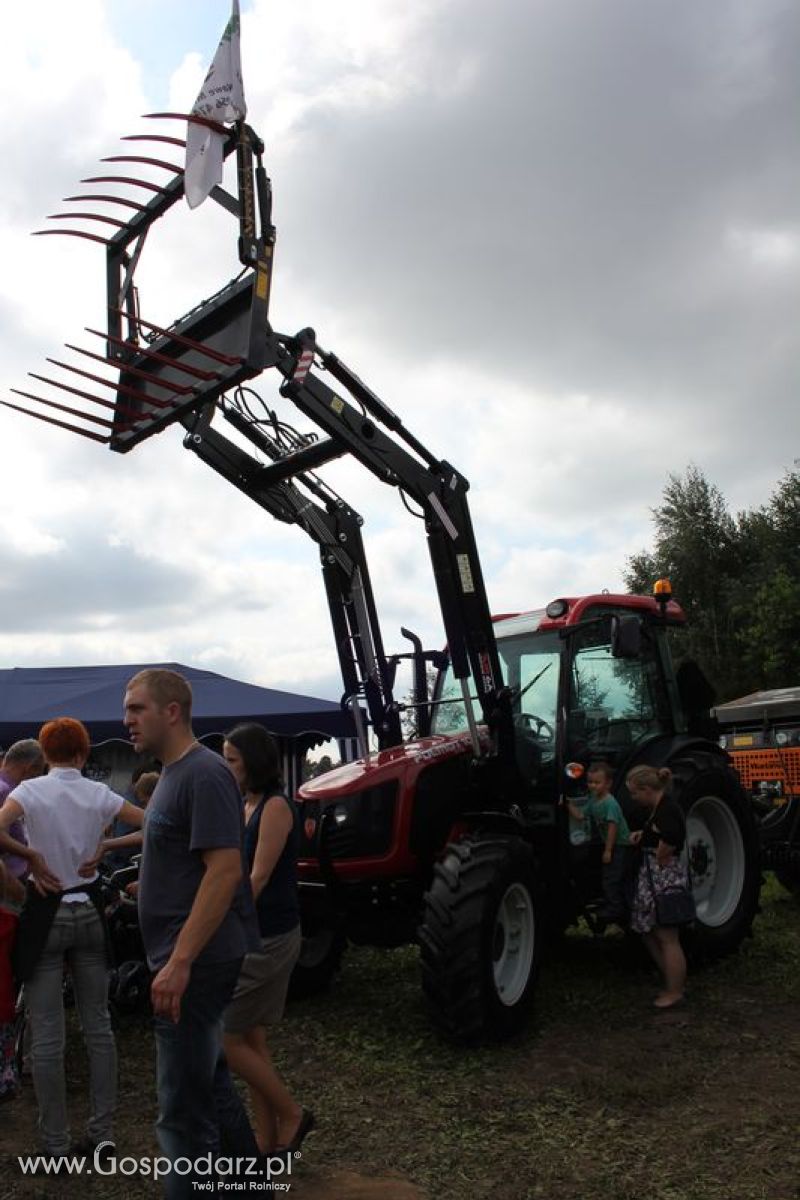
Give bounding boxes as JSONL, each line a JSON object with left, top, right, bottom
{"left": 644, "top": 851, "right": 696, "bottom": 927}
{"left": 653, "top": 883, "right": 696, "bottom": 926}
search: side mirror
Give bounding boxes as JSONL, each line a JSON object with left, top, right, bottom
{"left": 611, "top": 614, "right": 642, "bottom": 659}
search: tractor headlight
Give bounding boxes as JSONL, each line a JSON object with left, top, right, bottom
{"left": 319, "top": 782, "right": 398, "bottom": 859}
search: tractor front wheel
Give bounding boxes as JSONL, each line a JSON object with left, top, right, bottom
{"left": 419, "top": 835, "right": 539, "bottom": 1042}
{"left": 288, "top": 914, "right": 346, "bottom": 1000}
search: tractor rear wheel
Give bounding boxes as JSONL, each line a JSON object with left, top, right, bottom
{"left": 418, "top": 834, "right": 539, "bottom": 1042}
{"left": 669, "top": 751, "right": 761, "bottom": 958}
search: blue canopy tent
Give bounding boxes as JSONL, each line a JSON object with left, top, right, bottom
{"left": 0, "top": 663, "right": 355, "bottom": 793}
{"left": 0, "top": 663, "right": 353, "bottom": 744}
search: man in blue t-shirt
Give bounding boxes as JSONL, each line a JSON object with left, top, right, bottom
{"left": 124, "top": 668, "right": 259, "bottom": 1197}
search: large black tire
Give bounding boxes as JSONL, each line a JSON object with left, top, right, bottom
{"left": 418, "top": 835, "right": 539, "bottom": 1042}
{"left": 288, "top": 915, "right": 347, "bottom": 1001}
{"left": 669, "top": 751, "right": 761, "bottom": 959}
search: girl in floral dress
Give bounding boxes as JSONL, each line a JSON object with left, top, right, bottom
{"left": 627, "top": 765, "right": 690, "bottom": 1010}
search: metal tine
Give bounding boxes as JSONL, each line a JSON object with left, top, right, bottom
{"left": 54, "top": 355, "right": 175, "bottom": 408}
{"left": 0, "top": 400, "right": 110, "bottom": 444}
{"left": 63, "top": 343, "right": 196, "bottom": 395}
{"left": 57, "top": 348, "right": 185, "bottom": 403}
{"left": 122, "top": 134, "right": 186, "bottom": 149}
{"left": 64, "top": 194, "right": 147, "bottom": 212}
{"left": 31, "top": 230, "right": 111, "bottom": 246}
{"left": 143, "top": 111, "right": 228, "bottom": 135}
{"left": 46, "top": 213, "right": 128, "bottom": 230}
{"left": 10, "top": 387, "right": 115, "bottom": 429}
{"left": 101, "top": 155, "right": 183, "bottom": 174}
{"left": 109, "top": 307, "right": 244, "bottom": 367}
{"left": 33, "top": 367, "right": 165, "bottom": 420}
{"left": 81, "top": 175, "right": 165, "bottom": 195}
{"left": 84, "top": 327, "right": 221, "bottom": 382}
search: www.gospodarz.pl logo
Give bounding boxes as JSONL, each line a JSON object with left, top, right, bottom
{"left": 17, "top": 1143, "right": 296, "bottom": 1189}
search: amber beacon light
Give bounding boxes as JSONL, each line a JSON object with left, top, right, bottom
{"left": 653, "top": 578, "right": 672, "bottom": 611}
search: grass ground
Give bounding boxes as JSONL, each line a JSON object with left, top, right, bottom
{"left": 3, "top": 874, "right": 800, "bottom": 1199}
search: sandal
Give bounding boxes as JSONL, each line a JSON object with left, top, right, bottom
{"left": 275, "top": 1107, "right": 315, "bottom": 1155}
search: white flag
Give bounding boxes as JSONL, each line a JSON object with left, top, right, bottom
{"left": 184, "top": 1, "right": 247, "bottom": 210}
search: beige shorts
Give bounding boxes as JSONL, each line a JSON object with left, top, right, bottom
{"left": 223, "top": 925, "right": 302, "bottom": 1034}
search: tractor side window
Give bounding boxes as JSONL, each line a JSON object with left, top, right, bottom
{"left": 568, "top": 625, "right": 668, "bottom": 757}
{"left": 433, "top": 669, "right": 474, "bottom": 734}
{"left": 432, "top": 631, "right": 560, "bottom": 739}
{"left": 502, "top": 639, "right": 560, "bottom": 750}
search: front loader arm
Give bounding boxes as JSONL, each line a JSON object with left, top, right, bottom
{"left": 181, "top": 403, "right": 403, "bottom": 749}
{"left": 268, "top": 329, "right": 514, "bottom": 762}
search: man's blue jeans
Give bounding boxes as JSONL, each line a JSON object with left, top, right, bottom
{"left": 153, "top": 957, "right": 258, "bottom": 1198}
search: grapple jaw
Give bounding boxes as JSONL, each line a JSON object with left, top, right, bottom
{"left": 8, "top": 114, "right": 276, "bottom": 451}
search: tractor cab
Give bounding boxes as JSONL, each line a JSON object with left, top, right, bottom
{"left": 431, "top": 589, "right": 687, "bottom": 815}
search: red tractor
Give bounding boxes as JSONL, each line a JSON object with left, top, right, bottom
{"left": 8, "top": 117, "right": 762, "bottom": 1041}
{"left": 296, "top": 590, "right": 762, "bottom": 1039}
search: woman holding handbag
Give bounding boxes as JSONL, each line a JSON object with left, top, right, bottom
{"left": 626, "top": 764, "right": 693, "bottom": 1010}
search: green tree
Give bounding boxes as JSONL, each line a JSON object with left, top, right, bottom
{"left": 303, "top": 754, "right": 334, "bottom": 780}
{"left": 625, "top": 465, "right": 741, "bottom": 698}
{"left": 625, "top": 464, "right": 800, "bottom": 700}
{"left": 401, "top": 666, "right": 440, "bottom": 739}
{"left": 733, "top": 466, "right": 800, "bottom": 689}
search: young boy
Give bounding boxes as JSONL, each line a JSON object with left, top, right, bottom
{"left": 567, "top": 761, "right": 631, "bottom": 927}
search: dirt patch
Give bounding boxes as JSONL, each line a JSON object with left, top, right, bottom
{"left": 2, "top": 884, "right": 800, "bottom": 1200}
{"left": 3, "top": 986, "right": 798, "bottom": 1200}
{"left": 292, "top": 1169, "right": 425, "bottom": 1199}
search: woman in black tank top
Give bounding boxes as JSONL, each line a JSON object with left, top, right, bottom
{"left": 221, "top": 724, "right": 314, "bottom": 1156}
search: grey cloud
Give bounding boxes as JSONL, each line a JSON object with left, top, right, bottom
{"left": 263, "top": 0, "right": 799, "bottom": 475}
{"left": 0, "top": 535, "right": 198, "bottom": 633}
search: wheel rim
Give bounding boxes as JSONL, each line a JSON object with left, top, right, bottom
{"left": 492, "top": 882, "right": 535, "bottom": 1006}
{"left": 686, "top": 794, "right": 746, "bottom": 927}
{"left": 301, "top": 926, "right": 336, "bottom": 969}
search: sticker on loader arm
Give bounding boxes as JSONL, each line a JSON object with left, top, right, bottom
{"left": 293, "top": 347, "right": 315, "bottom": 384}
{"left": 457, "top": 553, "right": 475, "bottom": 593}
{"left": 427, "top": 491, "right": 459, "bottom": 540}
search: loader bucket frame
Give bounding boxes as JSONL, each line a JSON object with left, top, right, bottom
{"left": 10, "top": 113, "right": 275, "bottom": 451}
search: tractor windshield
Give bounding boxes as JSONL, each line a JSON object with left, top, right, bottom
{"left": 431, "top": 630, "right": 561, "bottom": 746}
{"left": 564, "top": 618, "right": 672, "bottom": 761}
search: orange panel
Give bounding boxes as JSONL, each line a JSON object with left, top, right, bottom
{"left": 728, "top": 747, "right": 800, "bottom": 797}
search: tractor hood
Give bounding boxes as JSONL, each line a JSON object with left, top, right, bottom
{"left": 299, "top": 730, "right": 487, "bottom": 801}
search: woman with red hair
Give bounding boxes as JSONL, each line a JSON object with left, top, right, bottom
{"left": 0, "top": 718, "right": 144, "bottom": 1157}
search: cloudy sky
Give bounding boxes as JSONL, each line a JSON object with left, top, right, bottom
{"left": 0, "top": 0, "right": 797, "bottom": 706}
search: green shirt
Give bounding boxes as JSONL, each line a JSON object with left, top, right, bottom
{"left": 585, "top": 794, "right": 631, "bottom": 846}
